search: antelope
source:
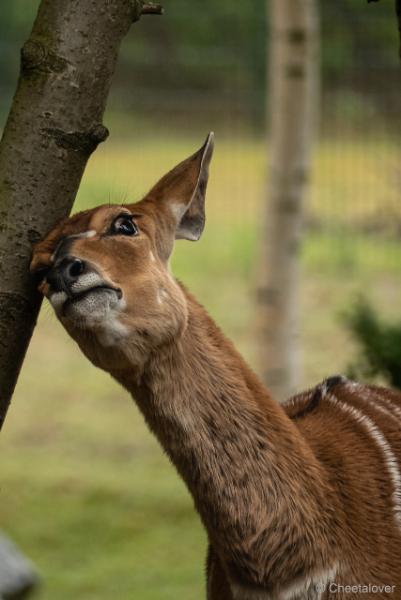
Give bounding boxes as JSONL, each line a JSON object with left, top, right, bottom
{"left": 30, "top": 133, "right": 401, "bottom": 599}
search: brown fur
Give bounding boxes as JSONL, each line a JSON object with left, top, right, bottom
{"left": 31, "top": 137, "right": 401, "bottom": 599}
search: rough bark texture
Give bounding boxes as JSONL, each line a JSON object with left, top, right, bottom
{"left": 0, "top": 0, "right": 155, "bottom": 428}
{"left": 257, "top": 0, "right": 319, "bottom": 402}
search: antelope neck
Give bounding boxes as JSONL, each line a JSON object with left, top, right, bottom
{"left": 118, "top": 288, "right": 338, "bottom": 587}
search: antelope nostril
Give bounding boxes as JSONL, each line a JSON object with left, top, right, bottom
{"left": 46, "top": 257, "right": 86, "bottom": 293}
{"left": 68, "top": 258, "right": 85, "bottom": 279}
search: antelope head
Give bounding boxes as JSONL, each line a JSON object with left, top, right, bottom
{"left": 30, "top": 134, "right": 214, "bottom": 374}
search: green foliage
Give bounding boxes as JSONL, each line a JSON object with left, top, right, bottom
{"left": 0, "top": 0, "right": 398, "bottom": 122}
{"left": 343, "top": 297, "right": 401, "bottom": 389}
{"left": 0, "top": 1, "right": 39, "bottom": 91}
{"left": 321, "top": 0, "right": 399, "bottom": 83}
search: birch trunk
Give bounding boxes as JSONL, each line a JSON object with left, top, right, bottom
{"left": 0, "top": 0, "right": 161, "bottom": 429}
{"left": 257, "top": 0, "right": 319, "bottom": 402}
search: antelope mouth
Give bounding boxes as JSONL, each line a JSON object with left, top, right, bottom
{"left": 62, "top": 285, "right": 122, "bottom": 314}
{"left": 48, "top": 284, "right": 123, "bottom": 321}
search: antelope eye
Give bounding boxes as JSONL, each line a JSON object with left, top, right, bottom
{"left": 112, "top": 215, "right": 138, "bottom": 236}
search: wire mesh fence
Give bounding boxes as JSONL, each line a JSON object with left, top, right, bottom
{"left": 1, "top": 2, "right": 399, "bottom": 270}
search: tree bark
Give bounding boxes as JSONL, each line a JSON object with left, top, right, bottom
{"left": 257, "top": 0, "right": 319, "bottom": 402}
{"left": 0, "top": 0, "right": 161, "bottom": 429}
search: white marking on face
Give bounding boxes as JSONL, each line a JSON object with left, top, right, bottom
{"left": 156, "top": 288, "right": 169, "bottom": 305}
{"left": 50, "top": 230, "right": 97, "bottom": 261}
{"left": 69, "top": 271, "right": 105, "bottom": 294}
{"left": 65, "top": 290, "right": 127, "bottom": 347}
{"left": 327, "top": 393, "right": 401, "bottom": 529}
{"left": 70, "top": 229, "right": 97, "bottom": 239}
{"left": 49, "top": 291, "right": 68, "bottom": 311}
{"left": 96, "top": 305, "right": 129, "bottom": 347}
{"left": 149, "top": 251, "right": 156, "bottom": 262}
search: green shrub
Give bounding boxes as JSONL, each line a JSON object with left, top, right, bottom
{"left": 343, "top": 297, "right": 401, "bottom": 389}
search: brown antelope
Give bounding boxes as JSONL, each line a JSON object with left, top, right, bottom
{"left": 30, "top": 134, "right": 401, "bottom": 599}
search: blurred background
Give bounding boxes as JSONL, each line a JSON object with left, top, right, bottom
{"left": 1, "top": 0, "right": 400, "bottom": 598}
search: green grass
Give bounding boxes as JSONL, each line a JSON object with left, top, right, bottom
{"left": 1, "top": 131, "right": 401, "bottom": 599}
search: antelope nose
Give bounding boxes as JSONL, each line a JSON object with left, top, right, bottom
{"left": 47, "top": 257, "right": 85, "bottom": 292}
{"left": 62, "top": 258, "right": 85, "bottom": 282}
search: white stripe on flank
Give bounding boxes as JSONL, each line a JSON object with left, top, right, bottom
{"left": 345, "top": 381, "right": 401, "bottom": 426}
{"left": 364, "top": 390, "right": 401, "bottom": 429}
{"left": 377, "top": 394, "right": 401, "bottom": 422}
{"left": 327, "top": 393, "right": 401, "bottom": 529}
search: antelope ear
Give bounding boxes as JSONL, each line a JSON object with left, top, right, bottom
{"left": 148, "top": 132, "right": 214, "bottom": 241}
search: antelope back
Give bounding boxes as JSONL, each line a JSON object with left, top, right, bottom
{"left": 283, "top": 375, "right": 401, "bottom": 594}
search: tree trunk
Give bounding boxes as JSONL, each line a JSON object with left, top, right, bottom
{"left": 257, "top": 0, "right": 319, "bottom": 402}
{"left": 0, "top": 0, "right": 161, "bottom": 429}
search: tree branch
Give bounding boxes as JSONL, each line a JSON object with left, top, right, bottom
{"left": 132, "top": 1, "right": 164, "bottom": 22}
{"left": 0, "top": 0, "right": 162, "bottom": 429}
{"left": 141, "top": 3, "right": 164, "bottom": 16}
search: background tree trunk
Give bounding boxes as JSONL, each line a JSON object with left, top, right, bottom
{"left": 257, "top": 0, "right": 319, "bottom": 402}
{"left": 0, "top": 0, "right": 161, "bottom": 429}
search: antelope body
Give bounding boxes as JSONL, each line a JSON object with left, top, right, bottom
{"left": 31, "top": 135, "right": 401, "bottom": 599}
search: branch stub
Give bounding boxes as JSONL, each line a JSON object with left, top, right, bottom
{"left": 132, "top": 1, "right": 164, "bottom": 22}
